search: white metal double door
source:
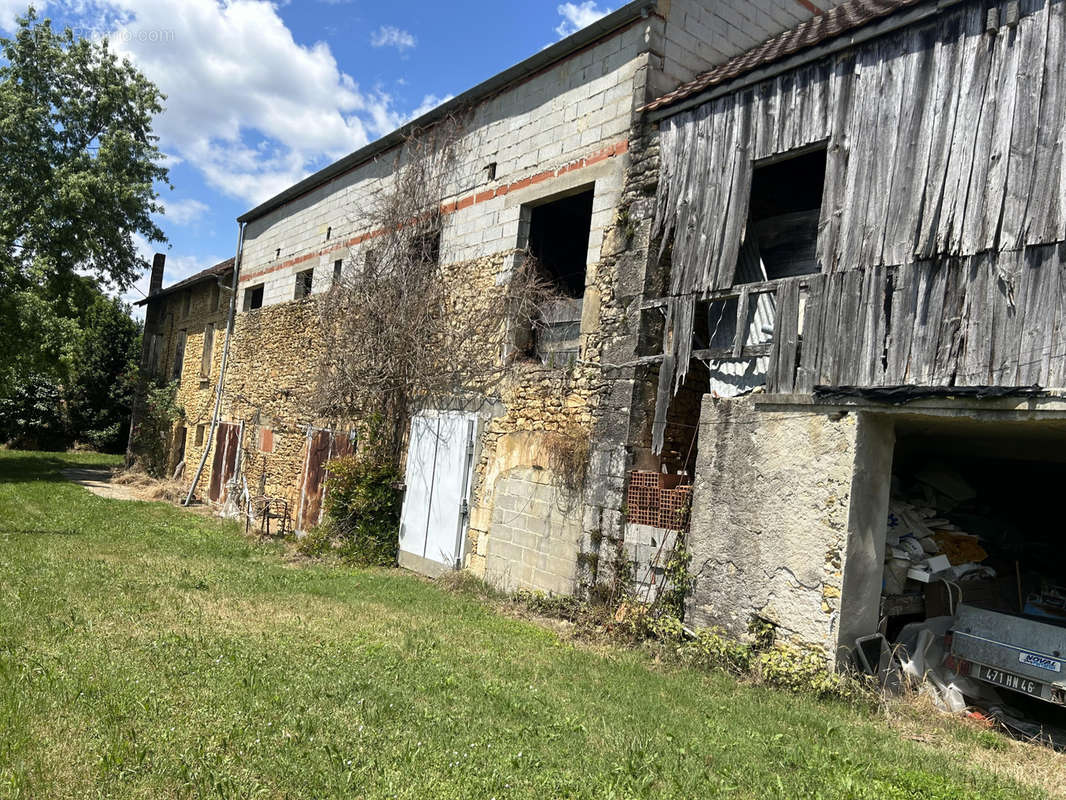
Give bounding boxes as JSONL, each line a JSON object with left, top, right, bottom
{"left": 399, "top": 411, "right": 477, "bottom": 571}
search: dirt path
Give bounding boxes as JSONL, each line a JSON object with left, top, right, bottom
{"left": 61, "top": 467, "right": 143, "bottom": 501}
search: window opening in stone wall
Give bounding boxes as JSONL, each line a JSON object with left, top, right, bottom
{"left": 210, "top": 281, "right": 220, "bottom": 312}
{"left": 172, "top": 329, "right": 187, "bottom": 380}
{"left": 182, "top": 290, "right": 191, "bottom": 317}
{"left": 333, "top": 259, "right": 342, "bottom": 282}
{"left": 409, "top": 230, "right": 441, "bottom": 266}
{"left": 148, "top": 332, "right": 164, "bottom": 375}
{"left": 243, "top": 284, "right": 264, "bottom": 311}
{"left": 524, "top": 187, "right": 594, "bottom": 366}
{"left": 201, "top": 322, "right": 215, "bottom": 378}
{"left": 294, "top": 268, "right": 314, "bottom": 300}
{"left": 738, "top": 145, "right": 827, "bottom": 283}
{"left": 326, "top": 226, "right": 332, "bottom": 241}
{"left": 195, "top": 424, "right": 205, "bottom": 447}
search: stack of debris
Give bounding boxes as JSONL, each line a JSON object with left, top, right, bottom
{"left": 882, "top": 465, "right": 996, "bottom": 613}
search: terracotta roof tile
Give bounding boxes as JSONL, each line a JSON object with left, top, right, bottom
{"left": 642, "top": 0, "right": 922, "bottom": 114}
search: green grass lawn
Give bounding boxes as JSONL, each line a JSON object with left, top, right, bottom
{"left": 0, "top": 450, "right": 1052, "bottom": 799}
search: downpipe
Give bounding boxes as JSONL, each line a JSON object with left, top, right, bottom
{"left": 184, "top": 222, "right": 246, "bottom": 506}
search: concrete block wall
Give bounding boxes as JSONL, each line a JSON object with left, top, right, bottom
{"left": 484, "top": 466, "right": 584, "bottom": 595}
{"left": 652, "top": 0, "right": 849, "bottom": 97}
{"left": 237, "top": 21, "right": 653, "bottom": 312}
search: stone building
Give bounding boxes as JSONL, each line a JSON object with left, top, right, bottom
{"left": 140, "top": 0, "right": 837, "bottom": 596}
{"left": 139, "top": 0, "right": 1066, "bottom": 663}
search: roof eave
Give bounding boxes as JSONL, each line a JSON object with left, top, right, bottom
{"left": 644, "top": 0, "right": 959, "bottom": 122}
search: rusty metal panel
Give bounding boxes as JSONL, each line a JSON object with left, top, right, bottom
{"left": 208, "top": 423, "right": 240, "bottom": 504}
{"left": 296, "top": 429, "right": 333, "bottom": 532}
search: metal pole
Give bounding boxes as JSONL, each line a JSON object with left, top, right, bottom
{"left": 184, "top": 222, "right": 246, "bottom": 506}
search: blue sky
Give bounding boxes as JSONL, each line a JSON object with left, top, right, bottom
{"left": 0, "top": 0, "right": 618, "bottom": 307}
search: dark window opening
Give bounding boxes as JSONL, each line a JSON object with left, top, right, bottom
{"left": 522, "top": 189, "right": 594, "bottom": 367}
{"left": 182, "top": 290, "right": 191, "bottom": 317}
{"left": 195, "top": 424, "right": 206, "bottom": 447}
{"left": 201, "top": 323, "right": 215, "bottom": 377}
{"left": 409, "top": 229, "right": 441, "bottom": 266}
{"left": 275, "top": 248, "right": 281, "bottom": 260}
{"left": 333, "top": 259, "right": 343, "bottom": 282}
{"left": 738, "top": 146, "right": 827, "bottom": 283}
{"left": 294, "top": 268, "right": 314, "bottom": 300}
{"left": 243, "top": 284, "right": 264, "bottom": 311}
{"left": 486, "top": 162, "right": 497, "bottom": 181}
{"left": 528, "top": 188, "right": 594, "bottom": 298}
{"left": 172, "top": 329, "right": 187, "bottom": 380}
{"left": 326, "top": 226, "right": 332, "bottom": 241}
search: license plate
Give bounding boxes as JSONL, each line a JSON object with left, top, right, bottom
{"left": 979, "top": 665, "right": 1045, "bottom": 697}
{"left": 1019, "top": 651, "right": 1062, "bottom": 673}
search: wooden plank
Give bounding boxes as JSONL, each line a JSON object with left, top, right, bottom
{"left": 835, "top": 269, "right": 865, "bottom": 384}
{"left": 915, "top": 8, "right": 968, "bottom": 259}
{"left": 989, "top": 250, "right": 1024, "bottom": 384}
{"left": 796, "top": 273, "right": 826, "bottom": 392}
{"left": 733, "top": 286, "right": 750, "bottom": 358}
{"left": 1048, "top": 245, "right": 1066, "bottom": 387}
{"left": 961, "top": 14, "right": 1012, "bottom": 252}
{"left": 907, "top": 262, "right": 947, "bottom": 385}
{"left": 776, "top": 279, "right": 801, "bottom": 393}
{"left": 858, "top": 265, "right": 888, "bottom": 385}
{"left": 957, "top": 255, "right": 992, "bottom": 385}
{"left": 836, "top": 46, "right": 886, "bottom": 270}
{"left": 1000, "top": 0, "right": 1051, "bottom": 251}
{"left": 823, "top": 271, "right": 847, "bottom": 384}
{"left": 1028, "top": 0, "right": 1066, "bottom": 244}
{"left": 1017, "top": 249, "right": 1054, "bottom": 385}
{"left": 819, "top": 52, "right": 856, "bottom": 272}
{"left": 942, "top": 6, "right": 996, "bottom": 254}
{"left": 933, "top": 259, "right": 967, "bottom": 385}
{"left": 863, "top": 33, "right": 908, "bottom": 266}
{"left": 882, "top": 24, "right": 939, "bottom": 266}
{"left": 978, "top": 11, "right": 1023, "bottom": 252}
{"left": 885, "top": 264, "right": 920, "bottom": 383}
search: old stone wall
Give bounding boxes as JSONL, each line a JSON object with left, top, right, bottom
{"left": 687, "top": 394, "right": 858, "bottom": 648}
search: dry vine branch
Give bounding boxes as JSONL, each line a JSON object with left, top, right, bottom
{"left": 316, "top": 114, "right": 566, "bottom": 464}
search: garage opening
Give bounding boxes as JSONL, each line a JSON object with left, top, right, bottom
{"left": 871, "top": 414, "right": 1066, "bottom": 731}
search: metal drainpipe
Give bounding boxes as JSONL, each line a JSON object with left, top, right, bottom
{"left": 184, "top": 222, "right": 246, "bottom": 506}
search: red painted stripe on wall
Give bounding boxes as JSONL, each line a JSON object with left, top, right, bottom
{"left": 239, "top": 138, "right": 629, "bottom": 284}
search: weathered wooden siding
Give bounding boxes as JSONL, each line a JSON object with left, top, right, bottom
{"left": 650, "top": 0, "right": 1066, "bottom": 450}
{"left": 766, "top": 243, "right": 1066, "bottom": 392}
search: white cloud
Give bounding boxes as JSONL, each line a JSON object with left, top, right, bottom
{"left": 0, "top": 0, "right": 43, "bottom": 30}
{"left": 555, "top": 2, "right": 613, "bottom": 38}
{"left": 75, "top": 0, "right": 432, "bottom": 208}
{"left": 161, "top": 197, "right": 209, "bottom": 225}
{"left": 409, "top": 93, "right": 453, "bottom": 121}
{"left": 370, "top": 25, "right": 415, "bottom": 52}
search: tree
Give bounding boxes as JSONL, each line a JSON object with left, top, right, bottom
{"left": 0, "top": 8, "right": 168, "bottom": 296}
{"left": 316, "top": 117, "right": 560, "bottom": 464}
{"left": 66, "top": 292, "right": 141, "bottom": 451}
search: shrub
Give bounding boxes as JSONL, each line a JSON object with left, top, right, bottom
{"left": 0, "top": 374, "right": 67, "bottom": 450}
{"left": 129, "top": 380, "right": 183, "bottom": 478}
{"left": 322, "top": 454, "right": 402, "bottom": 566}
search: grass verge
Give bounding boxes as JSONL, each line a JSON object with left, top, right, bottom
{"left": 0, "top": 449, "right": 1059, "bottom": 799}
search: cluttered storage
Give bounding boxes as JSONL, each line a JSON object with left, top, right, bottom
{"left": 875, "top": 416, "right": 1066, "bottom": 742}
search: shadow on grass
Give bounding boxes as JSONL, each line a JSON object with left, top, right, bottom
{"left": 0, "top": 450, "right": 122, "bottom": 483}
